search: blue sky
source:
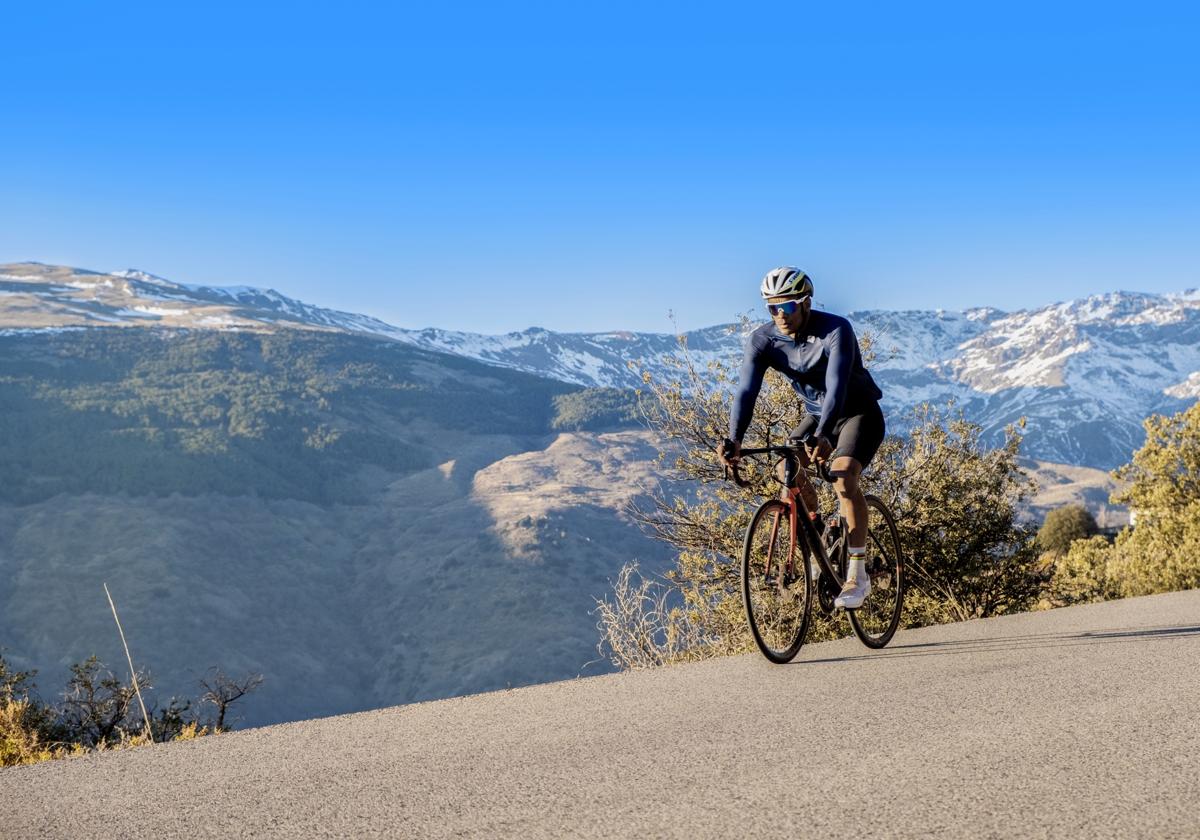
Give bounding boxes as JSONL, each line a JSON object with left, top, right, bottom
{"left": 3, "top": 2, "right": 1198, "bottom": 333}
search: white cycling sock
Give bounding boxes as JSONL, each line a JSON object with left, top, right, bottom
{"left": 847, "top": 546, "right": 866, "bottom": 583}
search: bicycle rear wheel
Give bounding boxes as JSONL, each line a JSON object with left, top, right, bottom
{"left": 848, "top": 494, "right": 905, "bottom": 649}
{"left": 741, "top": 499, "right": 812, "bottom": 663}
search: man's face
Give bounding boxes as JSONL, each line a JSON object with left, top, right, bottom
{"left": 767, "top": 294, "right": 811, "bottom": 333}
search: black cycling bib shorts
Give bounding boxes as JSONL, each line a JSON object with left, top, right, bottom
{"left": 788, "top": 400, "right": 885, "bottom": 469}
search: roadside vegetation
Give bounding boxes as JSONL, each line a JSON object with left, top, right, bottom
{"left": 1045, "top": 401, "right": 1200, "bottom": 605}
{"left": 0, "top": 652, "right": 261, "bottom": 768}
{"left": 596, "top": 329, "right": 1200, "bottom": 669}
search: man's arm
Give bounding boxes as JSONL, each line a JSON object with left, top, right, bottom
{"left": 814, "top": 321, "right": 856, "bottom": 440}
{"left": 729, "top": 337, "right": 767, "bottom": 442}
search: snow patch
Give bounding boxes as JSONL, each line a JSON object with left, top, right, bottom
{"left": 0, "top": 326, "right": 90, "bottom": 336}
{"left": 65, "top": 277, "right": 116, "bottom": 290}
{"left": 195, "top": 315, "right": 249, "bottom": 327}
{"left": 1165, "top": 372, "right": 1200, "bottom": 399}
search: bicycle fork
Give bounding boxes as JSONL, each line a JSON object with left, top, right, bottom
{"left": 764, "top": 505, "right": 804, "bottom": 597}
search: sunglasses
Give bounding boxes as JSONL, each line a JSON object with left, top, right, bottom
{"left": 767, "top": 297, "right": 810, "bottom": 316}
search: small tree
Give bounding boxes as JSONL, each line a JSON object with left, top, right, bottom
{"left": 1037, "top": 504, "right": 1099, "bottom": 557}
{"left": 199, "top": 668, "right": 264, "bottom": 731}
{"left": 58, "top": 656, "right": 149, "bottom": 747}
{"left": 152, "top": 697, "right": 198, "bottom": 742}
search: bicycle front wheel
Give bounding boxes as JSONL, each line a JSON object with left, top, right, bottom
{"left": 741, "top": 499, "right": 812, "bottom": 664}
{"left": 848, "top": 494, "right": 905, "bottom": 649}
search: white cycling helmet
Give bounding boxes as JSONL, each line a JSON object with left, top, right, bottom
{"left": 760, "top": 266, "right": 813, "bottom": 300}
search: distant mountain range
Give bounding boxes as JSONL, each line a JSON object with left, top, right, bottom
{"left": 4, "top": 261, "right": 1197, "bottom": 468}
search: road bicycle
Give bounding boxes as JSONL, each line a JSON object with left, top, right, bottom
{"left": 724, "top": 437, "right": 904, "bottom": 663}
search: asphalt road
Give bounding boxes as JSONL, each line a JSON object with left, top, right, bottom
{"left": 4, "top": 590, "right": 1199, "bottom": 839}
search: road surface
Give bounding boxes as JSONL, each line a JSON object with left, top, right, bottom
{"left": 4, "top": 590, "right": 1199, "bottom": 838}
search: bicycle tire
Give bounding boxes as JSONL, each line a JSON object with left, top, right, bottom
{"left": 847, "top": 494, "right": 905, "bottom": 649}
{"left": 741, "top": 499, "right": 813, "bottom": 663}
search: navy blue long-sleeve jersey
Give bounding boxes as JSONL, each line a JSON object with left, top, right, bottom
{"left": 728, "top": 310, "right": 883, "bottom": 442}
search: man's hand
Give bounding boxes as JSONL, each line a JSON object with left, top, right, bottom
{"left": 805, "top": 435, "right": 833, "bottom": 463}
{"left": 718, "top": 438, "right": 741, "bottom": 466}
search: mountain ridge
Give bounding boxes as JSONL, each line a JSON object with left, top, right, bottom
{"left": 3, "top": 261, "right": 1197, "bottom": 468}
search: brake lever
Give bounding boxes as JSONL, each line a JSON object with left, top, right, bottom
{"left": 725, "top": 461, "right": 751, "bottom": 488}
{"left": 799, "top": 433, "right": 834, "bottom": 484}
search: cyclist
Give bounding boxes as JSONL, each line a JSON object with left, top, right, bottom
{"left": 718, "top": 267, "right": 885, "bottom": 609}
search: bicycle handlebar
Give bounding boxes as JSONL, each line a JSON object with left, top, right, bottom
{"left": 721, "top": 435, "right": 835, "bottom": 487}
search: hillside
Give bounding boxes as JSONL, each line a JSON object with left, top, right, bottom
{"left": 0, "top": 329, "right": 671, "bottom": 727}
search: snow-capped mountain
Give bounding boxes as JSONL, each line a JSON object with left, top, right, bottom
{"left": 393, "top": 298, "right": 1200, "bottom": 468}
{"left": 3, "top": 262, "right": 1197, "bottom": 469}
{"left": 853, "top": 294, "right": 1200, "bottom": 467}
{"left": 0, "top": 263, "right": 403, "bottom": 336}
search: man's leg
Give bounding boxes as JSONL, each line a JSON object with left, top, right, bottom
{"left": 830, "top": 456, "right": 866, "bottom": 546}
{"left": 830, "top": 456, "right": 871, "bottom": 608}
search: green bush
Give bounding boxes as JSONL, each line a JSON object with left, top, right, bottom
{"left": 1037, "top": 504, "right": 1099, "bottom": 556}
{"left": 1046, "top": 535, "right": 1116, "bottom": 606}
{"left": 1043, "top": 403, "right": 1200, "bottom": 602}
{"left": 865, "top": 404, "right": 1042, "bottom": 622}
{"left": 1105, "top": 402, "right": 1200, "bottom": 596}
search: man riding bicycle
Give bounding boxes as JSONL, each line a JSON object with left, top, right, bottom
{"left": 718, "top": 267, "right": 885, "bottom": 609}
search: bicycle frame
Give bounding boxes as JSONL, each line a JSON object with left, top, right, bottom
{"left": 731, "top": 445, "right": 847, "bottom": 588}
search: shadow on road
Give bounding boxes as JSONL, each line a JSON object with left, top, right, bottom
{"left": 796, "top": 623, "right": 1200, "bottom": 666}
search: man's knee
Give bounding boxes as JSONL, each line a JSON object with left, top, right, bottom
{"left": 830, "top": 457, "right": 862, "bottom": 499}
